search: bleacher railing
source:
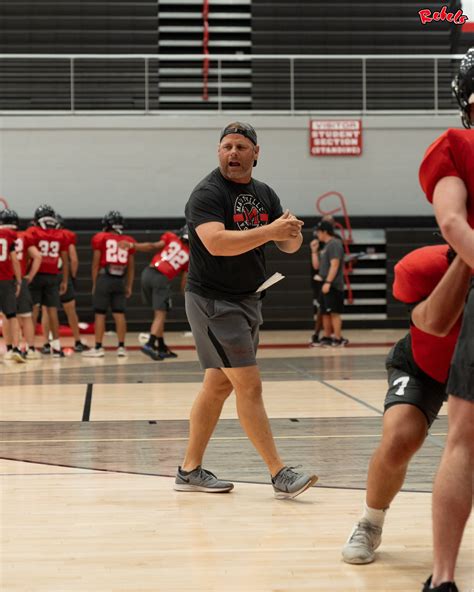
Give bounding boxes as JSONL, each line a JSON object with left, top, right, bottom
{"left": 0, "top": 53, "right": 465, "bottom": 114}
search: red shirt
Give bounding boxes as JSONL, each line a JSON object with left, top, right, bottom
{"left": 14, "top": 230, "right": 34, "bottom": 276}
{"left": 62, "top": 228, "right": 77, "bottom": 249}
{"left": 25, "top": 226, "right": 68, "bottom": 275}
{"left": 91, "top": 232, "right": 136, "bottom": 273}
{"left": 151, "top": 232, "right": 190, "bottom": 280}
{"left": 56, "top": 228, "right": 77, "bottom": 271}
{"left": 0, "top": 228, "right": 17, "bottom": 280}
{"left": 419, "top": 129, "right": 474, "bottom": 228}
{"left": 393, "top": 244, "right": 462, "bottom": 383}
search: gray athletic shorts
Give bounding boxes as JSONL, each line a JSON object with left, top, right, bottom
{"left": 0, "top": 279, "right": 17, "bottom": 317}
{"left": 93, "top": 273, "right": 126, "bottom": 314}
{"left": 141, "top": 266, "right": 172, "bottom": 311}
{"left": 17, "top": 278, "right": 33, "bottom": 315}
{"left": 447, "top": 282, "right": 474, "bottom": 402}
{"left": 29, "top": 273, "right": 60, "bottom": 308}
{"left": 185, "top": 290, "right": 263, "bottom": 369}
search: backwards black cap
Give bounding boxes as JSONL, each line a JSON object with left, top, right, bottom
{"left": 316, "top": 220, "right": 336, "bottom": 235}
{"left": 220, "top": 122, "right": 257, "bottom": 145}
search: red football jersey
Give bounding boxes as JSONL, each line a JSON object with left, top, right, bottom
{"left": 419, "top": 129, "right": 474, "bottom": 228}
{"left": 62, "top": 228, "right": 77, "bottom": 249}
{"left": 14, "top": 230, "right": 34, "bottom": 276}
{"left": 25, "top": 226, "right": 68, "bottom": 275}
{"left": 56, "top": 228, "right": 78, "bottom": 271}
{"left": 91, "top": 232, "right": 136, "bottom": 274}
{"left": 0, "top": 227, "right": 17, "bottom": 280}
{"left": 151, "top": 232, "right": 190, "bottom": 280}
{"left": 393, "top": 244, "right": 463, "bottom": 383}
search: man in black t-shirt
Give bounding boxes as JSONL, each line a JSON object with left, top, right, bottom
{"left": 175, "top": 121, "right": 318, "bottom": 498}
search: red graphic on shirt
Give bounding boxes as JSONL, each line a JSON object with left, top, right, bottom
{"left": 418, "top": 5, "right": 468, "bottom": 24}
{"left": 233, "top": 194, "right": 269, "bottom": 230}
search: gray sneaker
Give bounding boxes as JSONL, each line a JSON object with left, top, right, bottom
{"left": 342, "top": 519, "right": 382, "bottom": 564}
{"left": 174, "top": 466, "right": 234, "bottom": 493}
{"left": 271, "top": 466, "right": 318, "bottom": 499}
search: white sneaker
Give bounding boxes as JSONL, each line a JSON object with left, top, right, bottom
{"left": 117, "top": 346, "right": 127, "bottom": 357}
{"left": 82, "top": 347, "right": 105, "bottom": 358}
{"left": 4, "top": 349, "right": 26, "bottom": 363}
{"left": 342, "top": 519, "right": 382, "bottom": 564}
{"left": 24, "top": 349, "right": 41, "bottom": 360}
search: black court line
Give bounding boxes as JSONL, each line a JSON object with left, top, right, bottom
{"left": 283, "top": 360, "right": 384, "bottom": 415}
{"left": 321, "top": 380, "right": 384, "bottom": 416}
{"left": 284, "top": 361, "right": 445, "bottom": 450}
{"left": 81, "top": 383, "right": 93, "bottom": 422}
{"left": 320, "top": 380, "right": 445, "bottom": 449}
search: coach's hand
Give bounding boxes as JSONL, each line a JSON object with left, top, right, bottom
{"left": 268, "top": 210, "right": 304, "bottom": 241}
{"left": 59, "top": 280, "right": 67, "bottom": 295}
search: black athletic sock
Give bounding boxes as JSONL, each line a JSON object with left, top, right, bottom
{"left": 96, "top": 343, "right": 102, "bottom": 350}
{"left": 147, "top": 335, "right": 158, "bottom": 348}
{"left": 157, "top": 337, "right": 165, "bottom": 349}
{"left": 118, "top": 342, "right": 125, "bottom": 348}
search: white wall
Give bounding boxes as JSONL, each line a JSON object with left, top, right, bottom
{"left": 0, "top": 114, "right": 459, "bottom": 219}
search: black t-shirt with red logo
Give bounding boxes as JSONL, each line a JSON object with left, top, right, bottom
{"left": 185, "top": 167, "right": 283, "bottom": 300}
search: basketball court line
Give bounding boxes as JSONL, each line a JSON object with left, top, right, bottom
{"left": 81, "top": 383, "right": 93, "bottom": 421}
{"left": 283, "top": 361, "right": 447, "bottom": 449}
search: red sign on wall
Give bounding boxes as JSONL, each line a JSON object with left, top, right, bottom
{"left": 310, "top": 120, "right": 362, "bottom": 156}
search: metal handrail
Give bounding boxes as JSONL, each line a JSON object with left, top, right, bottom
{"left": 0, "top": 53, "right": 464, "bottom": 115}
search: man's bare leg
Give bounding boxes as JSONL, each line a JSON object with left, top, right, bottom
{"left": 430, "top": 395, "right": 473, "bottom": 586}
{"left": 181, "top": 368, "right": 233, "bottom": 470}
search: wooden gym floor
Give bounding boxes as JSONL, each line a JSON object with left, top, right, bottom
{"left": 1, "top": 329, "right": 472, "bottom": 592}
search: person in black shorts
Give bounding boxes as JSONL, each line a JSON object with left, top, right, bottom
{"left": 417, "top": 48, "right": 474, "bottom": 592}
{"left": 309, "top": 228, "right": 324, "bottom": 345}
{"left": 0, "top": 209, "right": 23, "bottom": 363}
{"left": 310, "top": 215, "right": 341, "bottom": 346}
{"left": 175, "top": 121, "right": 317, "bottom": 498}
{"left": 315, "top": 220, "right": 348, "bottom": 346}
{"left": 341, "top": 245, "right": 471, "bottom": 568}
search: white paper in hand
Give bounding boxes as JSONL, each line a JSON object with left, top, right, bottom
{"left": 255, "top": 272, "right": 285, "bottom": 293}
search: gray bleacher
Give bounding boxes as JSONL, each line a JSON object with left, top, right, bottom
{"left": 0, "top": 0, "right": 465, "bottom": 111}
{"left": 251, "top": 0, "right": 461, "bottom": 110}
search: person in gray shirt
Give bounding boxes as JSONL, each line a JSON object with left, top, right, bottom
{"left": 315, "top": 220, "right": 348, "bottom": 346}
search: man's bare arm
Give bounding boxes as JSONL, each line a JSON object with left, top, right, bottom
{"left": 433, "top": 176, "right": 474, "bottom": 268}
{"left": 411, "top": 254, "right": 471, "bottom": 337}
{"left": 197, "top": 210, "right": 303, "bottom": 257}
